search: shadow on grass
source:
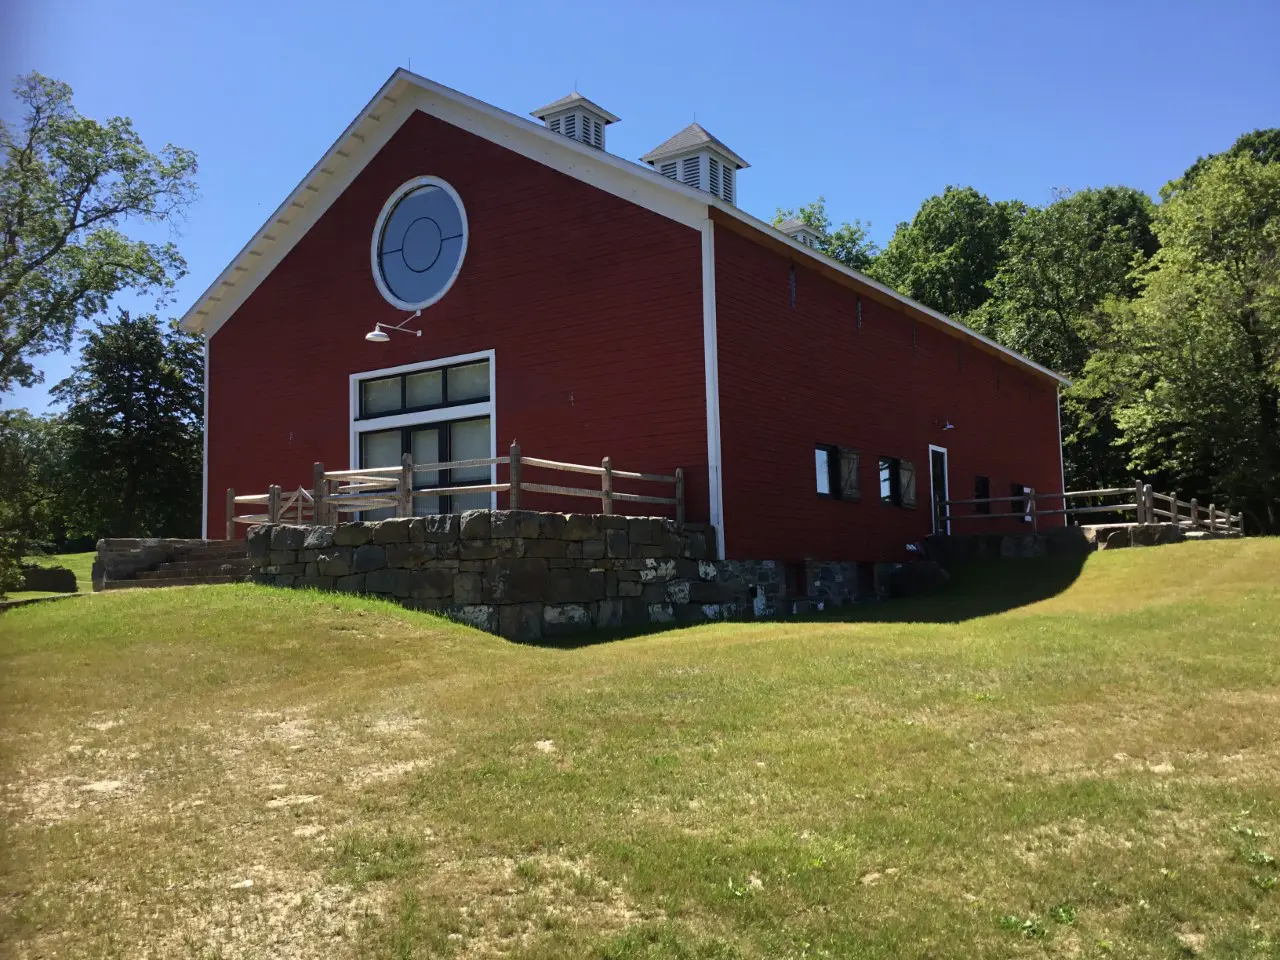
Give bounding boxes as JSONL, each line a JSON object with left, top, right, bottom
{"left": 824, "top": 554, "right": 1089, "bottom": 625}
{"left": 531, "top": 554, "right": 1091, "bottom": 649}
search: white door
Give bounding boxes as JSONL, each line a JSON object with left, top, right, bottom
{"left": 928, "top": 445, "right": 950, "bottom": 535}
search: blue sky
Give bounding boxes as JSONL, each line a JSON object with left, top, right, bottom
{"left": 4, "top": 0, "right": 1278, "bottom": 412}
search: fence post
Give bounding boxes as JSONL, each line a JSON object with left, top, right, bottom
{"left": 1168, "top": 491, "right": 1178, "bottom": 525}
{"left": 600, "top": 456, "right": 614, "bottom": 515}
{"left": 397, "top": 452, "right": 413, "bottom": 518}
{"left": 1134, "top": 481, "right": 1146, "bottom": 524}
{"left": 1029, "top": 488, "right": 1038, "bottom": 532}
{"left": 509, "top": 441, "right": 522, "bottom": 511}
{"left": 675, "top": 467, "right": 686, "bottom": 527}
{"left": 225, "top": 488, "right": 236, "bottom": 540}
{"left": 312, "top": 462, "right": 326, "bottom": 526}
{"left": 1143, "top": 484, "right": 1154, "bottom": 525}
{"left": 268, "top": 484, "right": 282, "bottom": 523}
{"left": 1208, "top": 503, "right": 1217, "bottom": 534}
{"left": 1189, "top": 498, "right": 1198, "bottom": 529}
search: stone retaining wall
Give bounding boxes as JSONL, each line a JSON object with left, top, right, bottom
{"left": 248, "top": 512, "right": 726, "bottom": 641}
{"left": 248, "top": 512, "right": 946, "bottom": 640}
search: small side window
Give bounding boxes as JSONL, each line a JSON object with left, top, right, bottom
{"left": 879, "top": 457, "right": 900, "bottom": 506}
{"left": 975, "top": 476, "right": 991, "bottom": 514}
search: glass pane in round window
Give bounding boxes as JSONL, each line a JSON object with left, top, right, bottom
{"left": 375, "top": 180, "right": 467, "bottom": 308}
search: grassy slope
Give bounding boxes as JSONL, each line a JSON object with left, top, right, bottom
{"left": 1, "top": 540, "right": 1278, "bottom": 959}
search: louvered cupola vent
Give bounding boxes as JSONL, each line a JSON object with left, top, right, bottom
{"left": 640, "top": 122, "right": 749, "bottom": 206}
{"left": 531, "top": 92, "right": 620, "bottom": 151}
{"left": 778, "top": 216, "right": 822, "bottom": 248}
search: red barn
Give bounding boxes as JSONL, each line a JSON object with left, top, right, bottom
{"left": 182, "top": 70, "right": 1067, "bottom": 563}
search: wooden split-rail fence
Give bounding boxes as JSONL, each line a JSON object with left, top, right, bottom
{"left": 944, "top": 481, "right": 1245, "bottom": 536}
{"left": 226, "top": 442, "right": 684, "bottom": 537}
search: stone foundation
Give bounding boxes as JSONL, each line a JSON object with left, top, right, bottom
{"left": 926, "top": 521, "right": 1239, "bottom": 566}
{"left": 248, "top": 512, "right": 947, "bottom": 640}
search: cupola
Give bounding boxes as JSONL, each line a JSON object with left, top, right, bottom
{"left": 641, "top": 122, "right": 748, "bottom": 205}
{"left": 531, "top": 92, "right": 620, "bottom": 150}
{"left": 777, "top": 217, "right": 822, "bottom": 249}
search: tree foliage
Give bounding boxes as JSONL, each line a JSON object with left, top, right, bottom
{"left": 1080, "top": 155, "right": 1280, "bottom": 530}
{"left": 868, "top": 186, "right": 1022, "bottom": 319}
{"left": 51, "top": 310, "right": 204, "bottom": 538}
{"left": 0, "top": 72, "right": 197, "bottom": 391}
{"left": 771, "top": 197, "right": 878, "bottom": 271}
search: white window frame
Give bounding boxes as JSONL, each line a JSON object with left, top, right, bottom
{"left": 928, "top": 443, "right": 950, "bottom": 535}
{"left": 370, "top": 176, "right": 470, "bottom": 312}
{"left": 348, "top": 348, "right": 497, "bottom": 509}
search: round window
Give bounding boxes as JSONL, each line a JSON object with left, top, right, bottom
{"left": 371, "top": 177, "right": 468, "bottom": 310}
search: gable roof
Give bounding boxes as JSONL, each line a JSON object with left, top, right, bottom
{"left": 640, "top": 122, "right": 750, "bottom": 169}
{"left": 178, "top": 69, "right": 1068, "bottom": 386}
{"left": 530, "top": 91, "right": 620, "bottom": 124}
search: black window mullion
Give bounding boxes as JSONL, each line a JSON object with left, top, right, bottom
{"left": 400, "top": 374, "right": 407, "bottom": 415}
{"left": 440, "top": 422, "right": 452, "bottom": 515}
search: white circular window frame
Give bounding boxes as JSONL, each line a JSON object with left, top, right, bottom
{"left": 370, "top": 175, "right": 470, "bottom": 312}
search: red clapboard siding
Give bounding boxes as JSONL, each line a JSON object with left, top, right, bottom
{"left": 208, "top": 111, "right": 706, "bottom": 538}
{"left": 714, "top": 226, "right": 1064, "bottom": 562}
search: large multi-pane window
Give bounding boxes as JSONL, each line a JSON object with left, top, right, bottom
{"left": 354, "top": 357, "right": 492, "bottom": 518}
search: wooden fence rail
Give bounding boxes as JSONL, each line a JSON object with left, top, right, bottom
{"left": 942, "top": 481, "right": 1244, "bottom": 537}
{"left": 227, "top": 442, "right": 684, "bottom": 537}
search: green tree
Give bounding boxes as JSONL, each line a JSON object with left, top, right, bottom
{"left": 0, "top": 407, "right": 68, "bottom": 546}
{"left": 1167, "top": 127, "right": 1280, "bottom": 197}
{"left": 974, "top": 186, "right": 1156, "bottom": 377}
{"left": 771, "top": 197, "right": 878, "bottom": 271}
{"left": 868, "top": 186, "right": 1022, "bottom": 318}
{"left": 52, "top": 310, "right": 204, "bottom": 538}
{"left": 0, "top": 72, "right": 198, "bottom": 391}
{"left": 1081, "top": 155, "right": 1280, "bottom": 530}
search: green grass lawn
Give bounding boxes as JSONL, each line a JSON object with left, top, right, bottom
{"left": 2, "top": 539, "right": 1278, "bottom": 959}
{"left": 6, "top": 551, "right": 95, "bottom": 602}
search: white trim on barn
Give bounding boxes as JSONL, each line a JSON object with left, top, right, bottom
{"left": 202, "top": 339, "right": 209, "bottom": 539}
{"left": 347, "top": 348, "right": 498, "bottom": 511}
{"left": 369, "top": 175, "right": 470, "bottom": 312}
{"left": 700, "top": 218, "right": 725, "bottom": 561}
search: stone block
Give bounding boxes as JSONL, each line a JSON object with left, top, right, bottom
{"left": 598, "top": 514, "right": 629, "bottom": 530}
{"left": 19, "top": 565, "right": 77, "bottom": 593}
{"left": 545, "top": 567, "right": 605, "bottom": 604}
{"left": 304, "top": 561, "right": 319, "bottom": 577}
{"left": 682, "top": 530, "right": 710, "bottom": 560}
{"left": 673, "top": 603, "right": 709, "bottom": 624}
{"left": 272, "top": 562, "right": 306, "bottom": 574}
{"left": 605, "top": 570, "right": 618, "bottom": 596}
{"left": 303, "top": 526, "right": 335, "bottom": 550}
{"left": 698, "top": 560, "right": 718, "bottom": 581}
{"left": 606, "top": 529, "right": 629, "bottom": 559}
{"left": 274, "top": 574, "right": 299, "bottom": 588}
{"left": 298, "top": 575, "right": 335, "bottom": 591}
{"left": 373, "top": 517, "right": 415, "bottom": 544}
{"left": 447, "top": 604, "right": 498, "bottom": 633}
{"left": 246, "top": 529, "right": 271, "bottom": 562}
{"left": 334, "top": 523, "right": 374, "bottom": 546}
{"left": 581, "top": 539, "right": 606, "bottom": 560}
{"left": 454, "top": 572, "right": 483, "bottom": 603}
{"left": 384, "top": 542, "right": 424, "bottom": 568}
{"left": 539, "top": 513, "right": 567, "bottom": 539}
{"left": 460, "top": 540, "right": 500, "bottom": 560}
{"left": 630, "top": 543, "right": 668, "bottom": 559}
{"left": 491, "top": 510, "right": 541, "bottom": 539}
{"left": 458, "top": 560, "right": 484, "bottom": 572}
{"left": 335, "top": 573, "right": 366, "bottom": 592}
{"left": 596, "top": 598, "right": 626, "bottom": 630}
{"left": 563, "top": 514, "right": 599, "bottom": 541}
{"left": 366, "top": 567, "right": 411, "bottom": 597}
{"left": 647, "top": 602, "right": 674, "bottom": 624}
{"left": 269, "top": 549, "right": 298, "bottom": 566}
{"left": 409, "top": 568, "right": 454, "bottom": 600}
{"left": 459, "top": 510, "right": 490, "bottom": 540}
{"left": 666, "top": 579, "right": 691, "bottom": 604}
{"left": 628, "top": 517, "right": 664, "bottom": 545}
{"left": 543, "top": 603, "right": 595, "bottom": 636}
{"left": 566, "top": 542, "right": 583, "bottom": 559}
{"left": 352, "top": 543, "right": 386, "bottom": 573}
{"left": 298, "top": 549, "right": 320, "bottom": 563}
{"left": 270, "top": 525, "right": 306, "bottom": 550}
{"left": 422, "top": 514, "right": 459, "bottom": 542}
{"left": 689, "top": 580, "right": 734, "bottom": 604}
{"left": 317, "top": 549, "right": 352, "bottom": 577}
{"left": 618, "top": 581, "right": 642, "bottom": 597}
{"left": 642, "top": 583, "right": 668, "bottom": 603}
{"left": 484, "top": 558, "right": 550, "bottom": 604}
{"left": 639, "top": 559, "right": 677, "bottom": 583}
{"left": 499, "top": 603, "right": 543, "bottom": 643}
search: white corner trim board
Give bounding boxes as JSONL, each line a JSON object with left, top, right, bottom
{"left": 701, "top": 218, "right": 726, "bottom": 560}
